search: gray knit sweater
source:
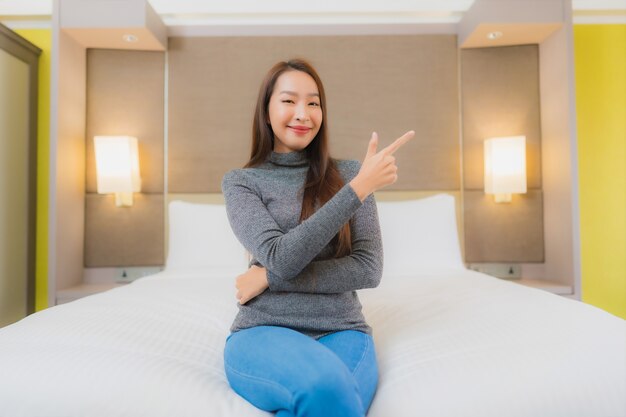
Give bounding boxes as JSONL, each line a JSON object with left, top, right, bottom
{"left": 221, "top": 150, "right": 383, "bottom": 339}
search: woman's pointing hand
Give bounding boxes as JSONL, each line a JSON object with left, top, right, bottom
{"left": 350, "top": 130, "right": 415, "bottom": 201}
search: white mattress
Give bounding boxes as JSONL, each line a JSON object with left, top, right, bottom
{"left": 0, "top": 268, "right": 624, "bottom": 417}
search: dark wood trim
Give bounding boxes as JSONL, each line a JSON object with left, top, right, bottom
{"left": 0, "top": 23, "right": 42, "bottom": 59}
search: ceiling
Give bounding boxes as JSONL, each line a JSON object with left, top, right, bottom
{"left": 0, "top": 0, "right": 624, "bottom": 32}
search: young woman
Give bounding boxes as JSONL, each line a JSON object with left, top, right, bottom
{"left": 222, "top": 58, "right": 414, "bottom": 417}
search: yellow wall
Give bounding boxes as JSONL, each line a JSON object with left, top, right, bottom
{"left": 574, "top": 24, "right": 626, "bottom": 319}
{"left": 14, "top": 29, "right": 51, "bottom": 312}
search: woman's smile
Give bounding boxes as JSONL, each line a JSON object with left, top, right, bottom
{"left": 288, "top": 125, "right": 312, "bottom": 135}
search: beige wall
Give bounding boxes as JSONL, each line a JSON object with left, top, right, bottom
{"left": 51, "top": 30, "right": 87, "bottom": 294}
{"left": 84, "top": 36, "right": 546, "bottom": 267}
{"left": 461, "top": 45, "right": 544, "bottom": 262}
{"left": 84, "top": 49, "right": 165, "bottom": 267}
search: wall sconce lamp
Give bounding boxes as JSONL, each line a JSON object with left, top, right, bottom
{"left": 484, "top": 136, "right": 527, "bottom": 203}
{"left": 94, "top": 136, "right": 141, "bottom": 207}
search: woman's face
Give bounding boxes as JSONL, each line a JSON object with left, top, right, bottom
{"left": 267, "top": 70, "right": 322, "bottom": 153}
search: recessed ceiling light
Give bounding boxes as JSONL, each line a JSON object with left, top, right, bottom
{"left": 487, "top": 31, "right": 503, "bottom": 40}
{"left": 123, "top": 34, "right": 139, "bottom": 43}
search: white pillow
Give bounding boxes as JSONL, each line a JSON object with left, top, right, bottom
{"left": 166, "top": 201, "right": 249, "bottom": 272}
{"left": 376, "top": 194, "right": 465, "bottom": 275}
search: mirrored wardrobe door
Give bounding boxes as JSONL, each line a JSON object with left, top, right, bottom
{"left": 0, "top": 23, "right": 40, "bottom": 327}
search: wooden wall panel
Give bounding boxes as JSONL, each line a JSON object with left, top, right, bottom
{"left": 85, "top": 49, "right": 165, "bottom": 266}
{"left": 84, "top": 194, "right": 164, "bottom": 267}
{"left": 461, "top": 45, "right": 544, "bottom": 262}
{"left": 461, "top": 45, "right": 542, "bottom": 190}
{"left": 464, "top": 191, "right": 544, "bottom": 262}
{"left": 168, "top": 35, "right": 460, "bottom": 192}
{"left": 85, "top": 49, "right": 164, "bottom": 193}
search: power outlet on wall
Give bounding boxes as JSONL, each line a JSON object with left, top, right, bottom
{"left": 115, "top": 267, "right": 162, "bottom": 283}
{"left": 467, "top": 263, "right": 521, "bottom": 279}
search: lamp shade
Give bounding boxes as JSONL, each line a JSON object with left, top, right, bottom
{"left": 94, "top": 136, "right": 141, "bottom": 194}
{"left": 484, "top": 136, "right": 527, "bottom": 195}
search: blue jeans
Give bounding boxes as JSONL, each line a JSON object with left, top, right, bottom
{"left": 224, "top": 326, "right": 379, "bottom": 417}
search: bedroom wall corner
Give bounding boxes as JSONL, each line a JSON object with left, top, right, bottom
{"left": 574, "top": 24, "right": 626, "bottom": 320}
{"left": 14, "top": 29, "right": 51, "bottom": 312}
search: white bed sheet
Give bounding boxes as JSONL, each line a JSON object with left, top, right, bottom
{"left": 0, "top": 268, "right": 624, "bottom": 417}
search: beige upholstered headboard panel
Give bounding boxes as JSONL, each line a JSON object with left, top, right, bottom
{"left": 167, "top": 35, "right": 460, "bottom": 192}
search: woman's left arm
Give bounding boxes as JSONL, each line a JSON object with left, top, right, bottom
{"left": 235, "top": 192, "right": 382, "bottom": 303}
{"left": 266, "top": 192, "right": 383, "bottom": 293}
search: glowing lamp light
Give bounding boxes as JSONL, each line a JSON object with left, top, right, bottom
{"left": 94, "top": 136, "right": 141, "bottom": 207}
{"left": 484, "top": 136, "right": 527, "bottom": 203}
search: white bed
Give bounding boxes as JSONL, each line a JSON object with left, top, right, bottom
{"left": 1, "top": 195, "right": 624, "bottom": 417}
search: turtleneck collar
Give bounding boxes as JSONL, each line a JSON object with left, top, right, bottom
{"left": 268, "top": 150, "right": 309, "bottom": 167}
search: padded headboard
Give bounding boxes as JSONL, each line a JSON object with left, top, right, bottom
{"left": 166, "top": 35, "right": 460, "bottom": 192}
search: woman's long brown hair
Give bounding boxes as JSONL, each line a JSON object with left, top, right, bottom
{"left": 244, "top": 58, "right": 352, "bottom": 258}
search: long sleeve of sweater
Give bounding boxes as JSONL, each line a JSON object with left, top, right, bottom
{"left": 221, "top": 161, "right": 365, "bottom": 281}
{"left": 264, "top": 192, "right": 383, "bottom": 293}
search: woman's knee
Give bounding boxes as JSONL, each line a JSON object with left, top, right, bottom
{"left": 292, "top": 363, "right": 364, "bottom": 417}
{"left": 318, "top": 331, "right": 379, "bottom": 412}
{"left": 223, "top": 327, "right": 299, "bottom": 412}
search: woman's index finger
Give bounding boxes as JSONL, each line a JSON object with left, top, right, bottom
{"left": 383, "top": 130, "right": 415, "bottom": 155}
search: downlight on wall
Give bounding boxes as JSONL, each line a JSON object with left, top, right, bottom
{"left": 487, "top": 31, "right": 503, "bottom": 40}
{"left": 122, "top": 34, "right": 139, "bottom": 43}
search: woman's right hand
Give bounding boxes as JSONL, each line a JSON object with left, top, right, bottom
{"left": 235, "top": 265, "right": 269, "bottom": 305}
{"left": 350, "top": 130, "right": 415, "bottom": 201}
